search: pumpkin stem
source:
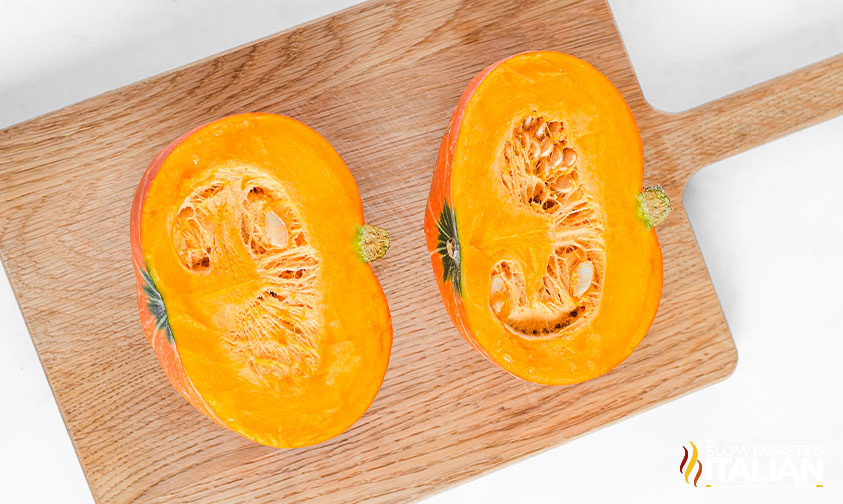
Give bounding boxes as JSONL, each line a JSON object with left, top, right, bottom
{"left": 355, "top": 224, "right": 391, "bottom": 263}
{"left": 637, "top": 185, "right": 672, "bottom": 229}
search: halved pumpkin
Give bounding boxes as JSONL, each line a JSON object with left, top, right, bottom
{"left": 130, "top": 113, "right": 392, "bottom": 448}
{"left": 424, "top": 51, "right": 671, "bottom": 385}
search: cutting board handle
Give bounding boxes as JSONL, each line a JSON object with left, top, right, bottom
{"left": 646, "top": 52, "right": 843, "bottom": 182}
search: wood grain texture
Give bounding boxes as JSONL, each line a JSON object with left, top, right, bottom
{"left": 1, "top": 0, "right": 840, "bottom": 502}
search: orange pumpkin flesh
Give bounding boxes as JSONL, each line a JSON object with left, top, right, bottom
{"left": 131, "top": 113, "right": 392, "bottom": 448}
{"left": 425, "top": 51, "right": 671, "bottom": 386}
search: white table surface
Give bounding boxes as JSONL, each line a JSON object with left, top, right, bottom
{"left": 1, "top": 1, "right": 842, "bottom": 502}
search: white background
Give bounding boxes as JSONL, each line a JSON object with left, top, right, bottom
{"left": 1, "top": 1, "right": 841, "bottom": 502}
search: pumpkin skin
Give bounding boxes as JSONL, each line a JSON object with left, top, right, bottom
{"left": 424, "top": 51, "right": 671, "bottom": 386}
{"left": 130, "top": 113, "right": 392, "bottom": 448}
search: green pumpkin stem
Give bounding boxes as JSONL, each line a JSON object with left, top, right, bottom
{"left": 435, "top": 201, "right": 462, "bottom": 295}
{"left": 355, "top": 224, "right": 391, "bottom": 263}
{"left": 140, "top": 267, "right": 175, "bottom": 344}
{"left": 637, "top": 185, "right": 672, "bottom": 229}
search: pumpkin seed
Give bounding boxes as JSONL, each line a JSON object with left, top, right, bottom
{"left": 562, "top": 147, "right": 577, "bottom": 167}
{"left": 572, "top": 260, "right": 594, "bottom": 297}
{"left": 265, "top": 210, "right": 288, "bottom": 248}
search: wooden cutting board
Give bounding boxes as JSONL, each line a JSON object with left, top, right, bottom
{"left": 1, "top": 0, "right": 841, "bottom": 502}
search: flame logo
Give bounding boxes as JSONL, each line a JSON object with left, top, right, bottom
{"left": 680, "top": 441, "right": 703, "bottom": 487}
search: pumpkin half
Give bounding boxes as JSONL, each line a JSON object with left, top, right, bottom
{"left": 424, "top": 51, "right": 671, "bottom": 386}
{"left": 130, "top": 113, "right": 392, "bottom": 448}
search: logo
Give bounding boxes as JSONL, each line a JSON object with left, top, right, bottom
{"left": 704, "top": 441, "right": 823, "bottom": 488}
{"left": 676, "top": 440, "right": 824, "bottom": 488}
{"left": 680, "top": 441, "right": 703, "bottom": 487}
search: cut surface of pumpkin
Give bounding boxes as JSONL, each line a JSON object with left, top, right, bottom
{"left": 130, "top": 113, "right": 392, "bottom": 448}
{"left": 425, "top": 51, "right": 671, "bottom": 385}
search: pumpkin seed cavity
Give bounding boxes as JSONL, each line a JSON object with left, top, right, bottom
{"left": 492, "top": 114, "right": 606, "bottom": 340}
{"left": 172, "top": 166, "right": 321, "bottom": 380}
